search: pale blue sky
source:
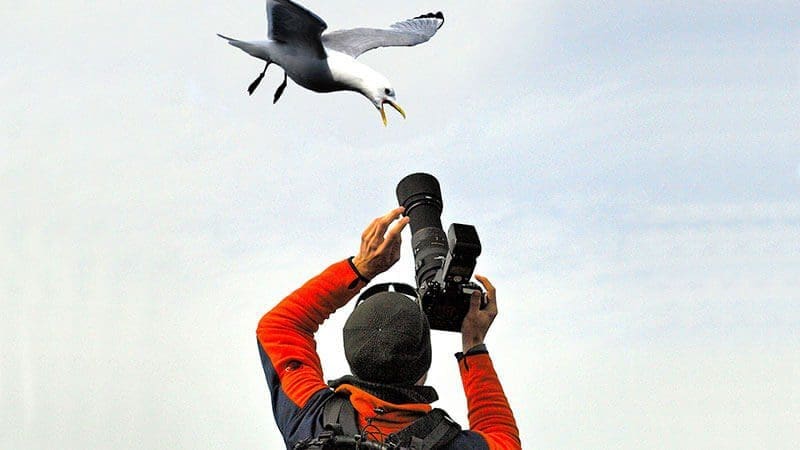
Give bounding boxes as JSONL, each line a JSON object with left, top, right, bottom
{"left": 2, "top": 1, "right": 798, "bottom": 448}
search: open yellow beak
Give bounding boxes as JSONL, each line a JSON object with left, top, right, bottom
{"left": 379, "top": 100, "right": 407, "bottom": 126}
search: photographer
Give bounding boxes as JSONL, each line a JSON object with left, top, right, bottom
{"left": 256, "top": 207, "right": 521, "bottom": 449}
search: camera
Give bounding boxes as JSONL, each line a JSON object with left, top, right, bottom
{"left": 396, "top": 173, "right": 483, "bottom": 332}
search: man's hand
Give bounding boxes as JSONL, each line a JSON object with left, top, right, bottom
{"left": 352, "top": 207, "right": 410, "bottom": 280}
{"left": 461, "top": 275, "right": 498, "bottom": 353}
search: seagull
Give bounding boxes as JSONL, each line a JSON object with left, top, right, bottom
{"left": 218, "top": 0, "right": 445, "bottom": 125}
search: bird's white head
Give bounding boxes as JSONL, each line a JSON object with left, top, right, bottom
{"left": 357, "top": 72, "right": 406, "bottom": 127}
{"left": 328, "top": 52, "right": 407, "bottom": 126}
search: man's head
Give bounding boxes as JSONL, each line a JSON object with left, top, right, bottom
{"left": 343, "top": 290, "right": 432, "bottom": 385}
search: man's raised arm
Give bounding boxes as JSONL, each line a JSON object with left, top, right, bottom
{"left": 256, "top": 207, "right": 409, "bottom": 434}
{"left": 458, "top": 276, "right": 522, "bottom": 449}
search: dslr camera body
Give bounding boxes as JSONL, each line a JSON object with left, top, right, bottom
{"left": 396, "top": 173, "right": 484, "bottom": 332}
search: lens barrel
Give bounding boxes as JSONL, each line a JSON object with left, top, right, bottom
{"left": 396, "top": 173, "right": 443, "bottom": 232}
{"left": 396, "top": 173, "right": 448, "bottom": 286}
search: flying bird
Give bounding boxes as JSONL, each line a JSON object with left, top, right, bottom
{"left": 218, "top": 0, "right": 445, "bottom": 125}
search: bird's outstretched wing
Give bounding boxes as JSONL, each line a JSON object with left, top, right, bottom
{"left": 322, "top": 12, "right": 444, "bottom": 58}
{"left": 266, "top": 0, "right": 328, "bottom": 58}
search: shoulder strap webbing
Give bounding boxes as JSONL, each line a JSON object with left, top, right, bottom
{"left": 323, "top": 394, "right": 460, "bottom": 450}
{"left": 322, "top": 393, "right": 359, "bottom": 436}
{"left": 388, "top": 408, "right": 461, "bottom": 450}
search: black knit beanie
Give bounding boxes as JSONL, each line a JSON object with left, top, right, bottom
{"left": 343, "top": 291, "right": 432, "bottom": 385}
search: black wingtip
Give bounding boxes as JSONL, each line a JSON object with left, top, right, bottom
{"left": 413, "top": 11, "right": 445, "bottom": 29}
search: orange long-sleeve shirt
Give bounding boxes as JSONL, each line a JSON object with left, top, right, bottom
{"left": 256, "top": 259, "right": 521, "bottom": 449}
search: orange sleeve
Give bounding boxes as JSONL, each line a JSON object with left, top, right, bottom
{"left": 256, "top": 258, "right": 367, "bottom": 408}
{"left": 458, "top": 348, "right": 522, "bottom": 450}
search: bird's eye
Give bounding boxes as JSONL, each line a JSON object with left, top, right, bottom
{"left": 384, "top": 88, "right": 391, "bottom": 95}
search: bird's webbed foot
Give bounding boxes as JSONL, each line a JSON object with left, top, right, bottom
{"left": 248, "top": 61, "right": 271, "bottom": 96}
{"left": 273, "top": 71, "right": 288, "bottom": 104}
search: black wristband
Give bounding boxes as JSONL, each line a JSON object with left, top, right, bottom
{"left": 454, "top": 343, "right": 488, "bottom": 361}
{"left": 347, "top": 257, "right": 371, "bottom": 285}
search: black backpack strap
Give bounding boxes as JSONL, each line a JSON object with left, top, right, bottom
{"left": 321, "top": 394, "right": 460, "bottom": 450}
{"left": 387, "top": 408, "right": 461, "bottom": 450}
{"left": 322, "top": 392, "right": 360, "bottom": 436}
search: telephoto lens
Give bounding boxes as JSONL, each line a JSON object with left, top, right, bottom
{"left": 396, "top": 173, "right": 484, "bottom": 332}
{"left": 396, "top": 173, "right": 448, "bottom": 287}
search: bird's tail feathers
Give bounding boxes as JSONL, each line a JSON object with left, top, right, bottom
{"left": 216, "top": 33, "right": 263, "bottom": 58}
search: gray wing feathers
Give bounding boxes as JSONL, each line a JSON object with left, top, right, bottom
{"left": 322, "top": 12, "right": 444, "bottom": 58}
{"left": 266, "top": 0, "right": 328, "bottom": 58}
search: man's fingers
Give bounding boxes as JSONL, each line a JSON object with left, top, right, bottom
{"left": 362, "top": 216, "right": 379, "bottom": 240}
{"left": 474, "top": 274, "right": 497, "bottom": 314}
{"left": 386, "top": 216, "right": 409, "bottom": 240}
{"left": 474, "top": 274, "right": 495, "bottom": 297}
{"left": 378, "top": 207, "right": 405, "bottom": 227}
{"left": 354, "top": 208, "right": 408, "bottom": 279}
{"left": 362, "top": 207, "right": 407, "bottom": 253}
{"left": 365, "top": 207, "right": 396, "bottom": 243}
{"left": 373, "top": 207, "right": 405, "bottom": 240}
{"left": 385, "top": 206, "right": 405, "bottom": 220}
{"left": 361, "top": 217, "right": 381, "bottom": 243}
{"left": 376, "top": 216, "right": 409, "bottom": 253}
{"left": 468, "top": 290, "right": 482, "bottom": 313}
